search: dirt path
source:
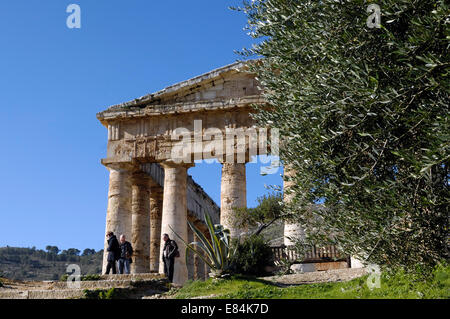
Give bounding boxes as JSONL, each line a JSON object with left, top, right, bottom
{"left": 144, "top": 268, "right": 368, "bottom": 299}
{"left": 259, "top": 268, "right": 367, "bottom": 286}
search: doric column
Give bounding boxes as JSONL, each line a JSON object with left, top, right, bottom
{"left": 102, "top": 165, "right": 132, "bottom": 274}
{"left": 220, "top": 163, "right": 247, "bottom": 238}
{"left": 283, "top": 166, "right": 305, "bottom": 246}
{"left": 158, "top": 162, "right": 193, "bottom": 285}
{"left": 149, "top": 186, "right": 163, "bottom": 272}
{"left": 130, "top": 171, "right": 151, "bottom": 274}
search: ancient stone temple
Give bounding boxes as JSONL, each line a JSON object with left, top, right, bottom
{"left": 97, "top": 62, "right": 279, "bottom": 285}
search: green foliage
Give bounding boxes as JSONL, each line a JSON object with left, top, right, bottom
{"left": 83, "top": 288, "right": 124, "bottom": 299}
{"left": 274, "top": 257, "right": 295, "bottom": 276}
{"left": 171, "top": 212, "right": 236, "bottom": 277}
{"left": 236, "top": 0, "right": 449, "bottom": 272}
{"left": 60, "top": 274, "right": 102, "bottom": 282}
{"left": 81, "top": 274, "right": 101, "bottom": 281}
{"left": 230, "top": 235, "right": 275, "bottom": 276}
{"left": 45, "top": 246, "right": 60, "bottom": 255}
{"left": 82, "top": 249, "right": 96, "bottom": 256}
{"left": 233, "top": 192, "right": 284, "bottom": 235}
{"left": 62, "top": 248, "right": 81, "bottom": 256}
{"left": 174, "top": 263, "right": 450, "bottom": 299}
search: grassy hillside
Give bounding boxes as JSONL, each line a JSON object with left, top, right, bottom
{"left": 172, "top": 265, "right": 450, "bottom": 299}
{"left": 0, "top": 246, "right": 103, "bottom": 281}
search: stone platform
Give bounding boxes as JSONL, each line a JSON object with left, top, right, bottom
{"left": 0, "top": 273, "right": 169, "bottom": 299}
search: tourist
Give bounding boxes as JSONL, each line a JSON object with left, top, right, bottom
{"left": 105, "top": 231, "right": 120, "bottom": 274}
{"left": 162, "top": 233, "right": 179, "bottom": 283}
{"left": 118, "top": 234, "right": 133, "bottom": 274}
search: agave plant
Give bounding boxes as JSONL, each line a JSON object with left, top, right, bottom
{"left": 170, "top": 211, "right": 236, "bottom": 278}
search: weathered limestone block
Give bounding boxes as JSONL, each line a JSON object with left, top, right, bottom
{"left": 350, "top": 256, "right": 366, "bottom": 268}
{"left": 102, "top": 165, "right": 132, "bottom": 274}
{"left": 158, "top": 162, "right": 192, "bottom": 285}
{"left": 149, "top": 187, "right": 163, "bottom": 272}
{"left": 130, "top": 172, "right": 151, "bottom": 274}
{"left": 220, "top": 163, "right": 247, "bottom": 238}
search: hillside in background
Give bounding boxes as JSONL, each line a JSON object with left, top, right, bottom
{"left": 0, "top": 246, "right": 103, "bottom": 281}
{"left": 0, "top": 221, "right": 284, "bottom": 282}
{"left": 260, "top": 220, "right": 284, "bottom": 246}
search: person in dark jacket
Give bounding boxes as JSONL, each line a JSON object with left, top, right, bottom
{"left": 118, "top": 234, "right": 133, "bottom": 274}
{"left": 161, "top": 233, "right": 178, "bottom": 283}
{"left": 105, "top": 231, "right": 120, "bottom": 274}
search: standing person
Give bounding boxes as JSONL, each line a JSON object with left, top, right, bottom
{"left": 118, "top": 234, "right": 133, "bottom": 274}
{"left": 105, "top": 231, "right": 120, "bottom": 275}
{"left": 162, "top": 233, "right": 178, "bottom": 283}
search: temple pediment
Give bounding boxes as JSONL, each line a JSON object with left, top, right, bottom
{"left": 97, "top": 61, "right": 264, "bottom": 123}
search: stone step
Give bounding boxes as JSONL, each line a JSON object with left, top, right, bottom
{"left": 0, "top": 291, "right": 28, "bottom": 299}
{"left": 50, "top": 279, "right": 140, "bottom": 290}
{"left": 0, "top": 274, "right": 170, "bottom": 299}
{"left": 51, "top": 275, "right": 168, "bottom": 290}
{"left": 0, "top": 285, "right": 167, "bottom": 299}
{"left": 99, "top": 273, "right": 165, "bottom": 281}
{"left": 0, "top": 289, "right": 85, "bottom": 299}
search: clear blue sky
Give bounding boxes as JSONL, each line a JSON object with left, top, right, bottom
{"left": 0, "top": 1, "right": 282, "bottom": 252}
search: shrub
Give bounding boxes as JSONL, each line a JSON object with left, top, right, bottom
{"left": 60, "top": 273, "right": 101, "bottom": 282}
{"left": 83, "top": 288, "right": 124, "bottom": 299}
{"left": 173, "top": 212, "right": 236, "bottom": 278}
{"left": 230, "top": 235, "right": 275, "bottom": 276}
{"left": 81, "top": 274, "right": 101, "bottom": 281}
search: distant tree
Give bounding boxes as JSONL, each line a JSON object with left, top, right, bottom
{"left": 45, "top": 246, "right": 60, "bottom": 255}
{"left": 233, "top": 192, "right": 285, "bottom": 236}
{"left": 63, "top": 248, "right": 80, "bottom": 256}
{"left": 82, "top": 249, "right": 96, "bottom": 256}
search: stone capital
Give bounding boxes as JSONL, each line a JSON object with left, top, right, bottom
{"left": 102, "top": 159, "right": 140, "bottom": 173}
{"left": 217, "top": 153, "right": 251, "bottom": 165}
{"left": 160, "top": 160, "right": 195, "bottom": 170}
